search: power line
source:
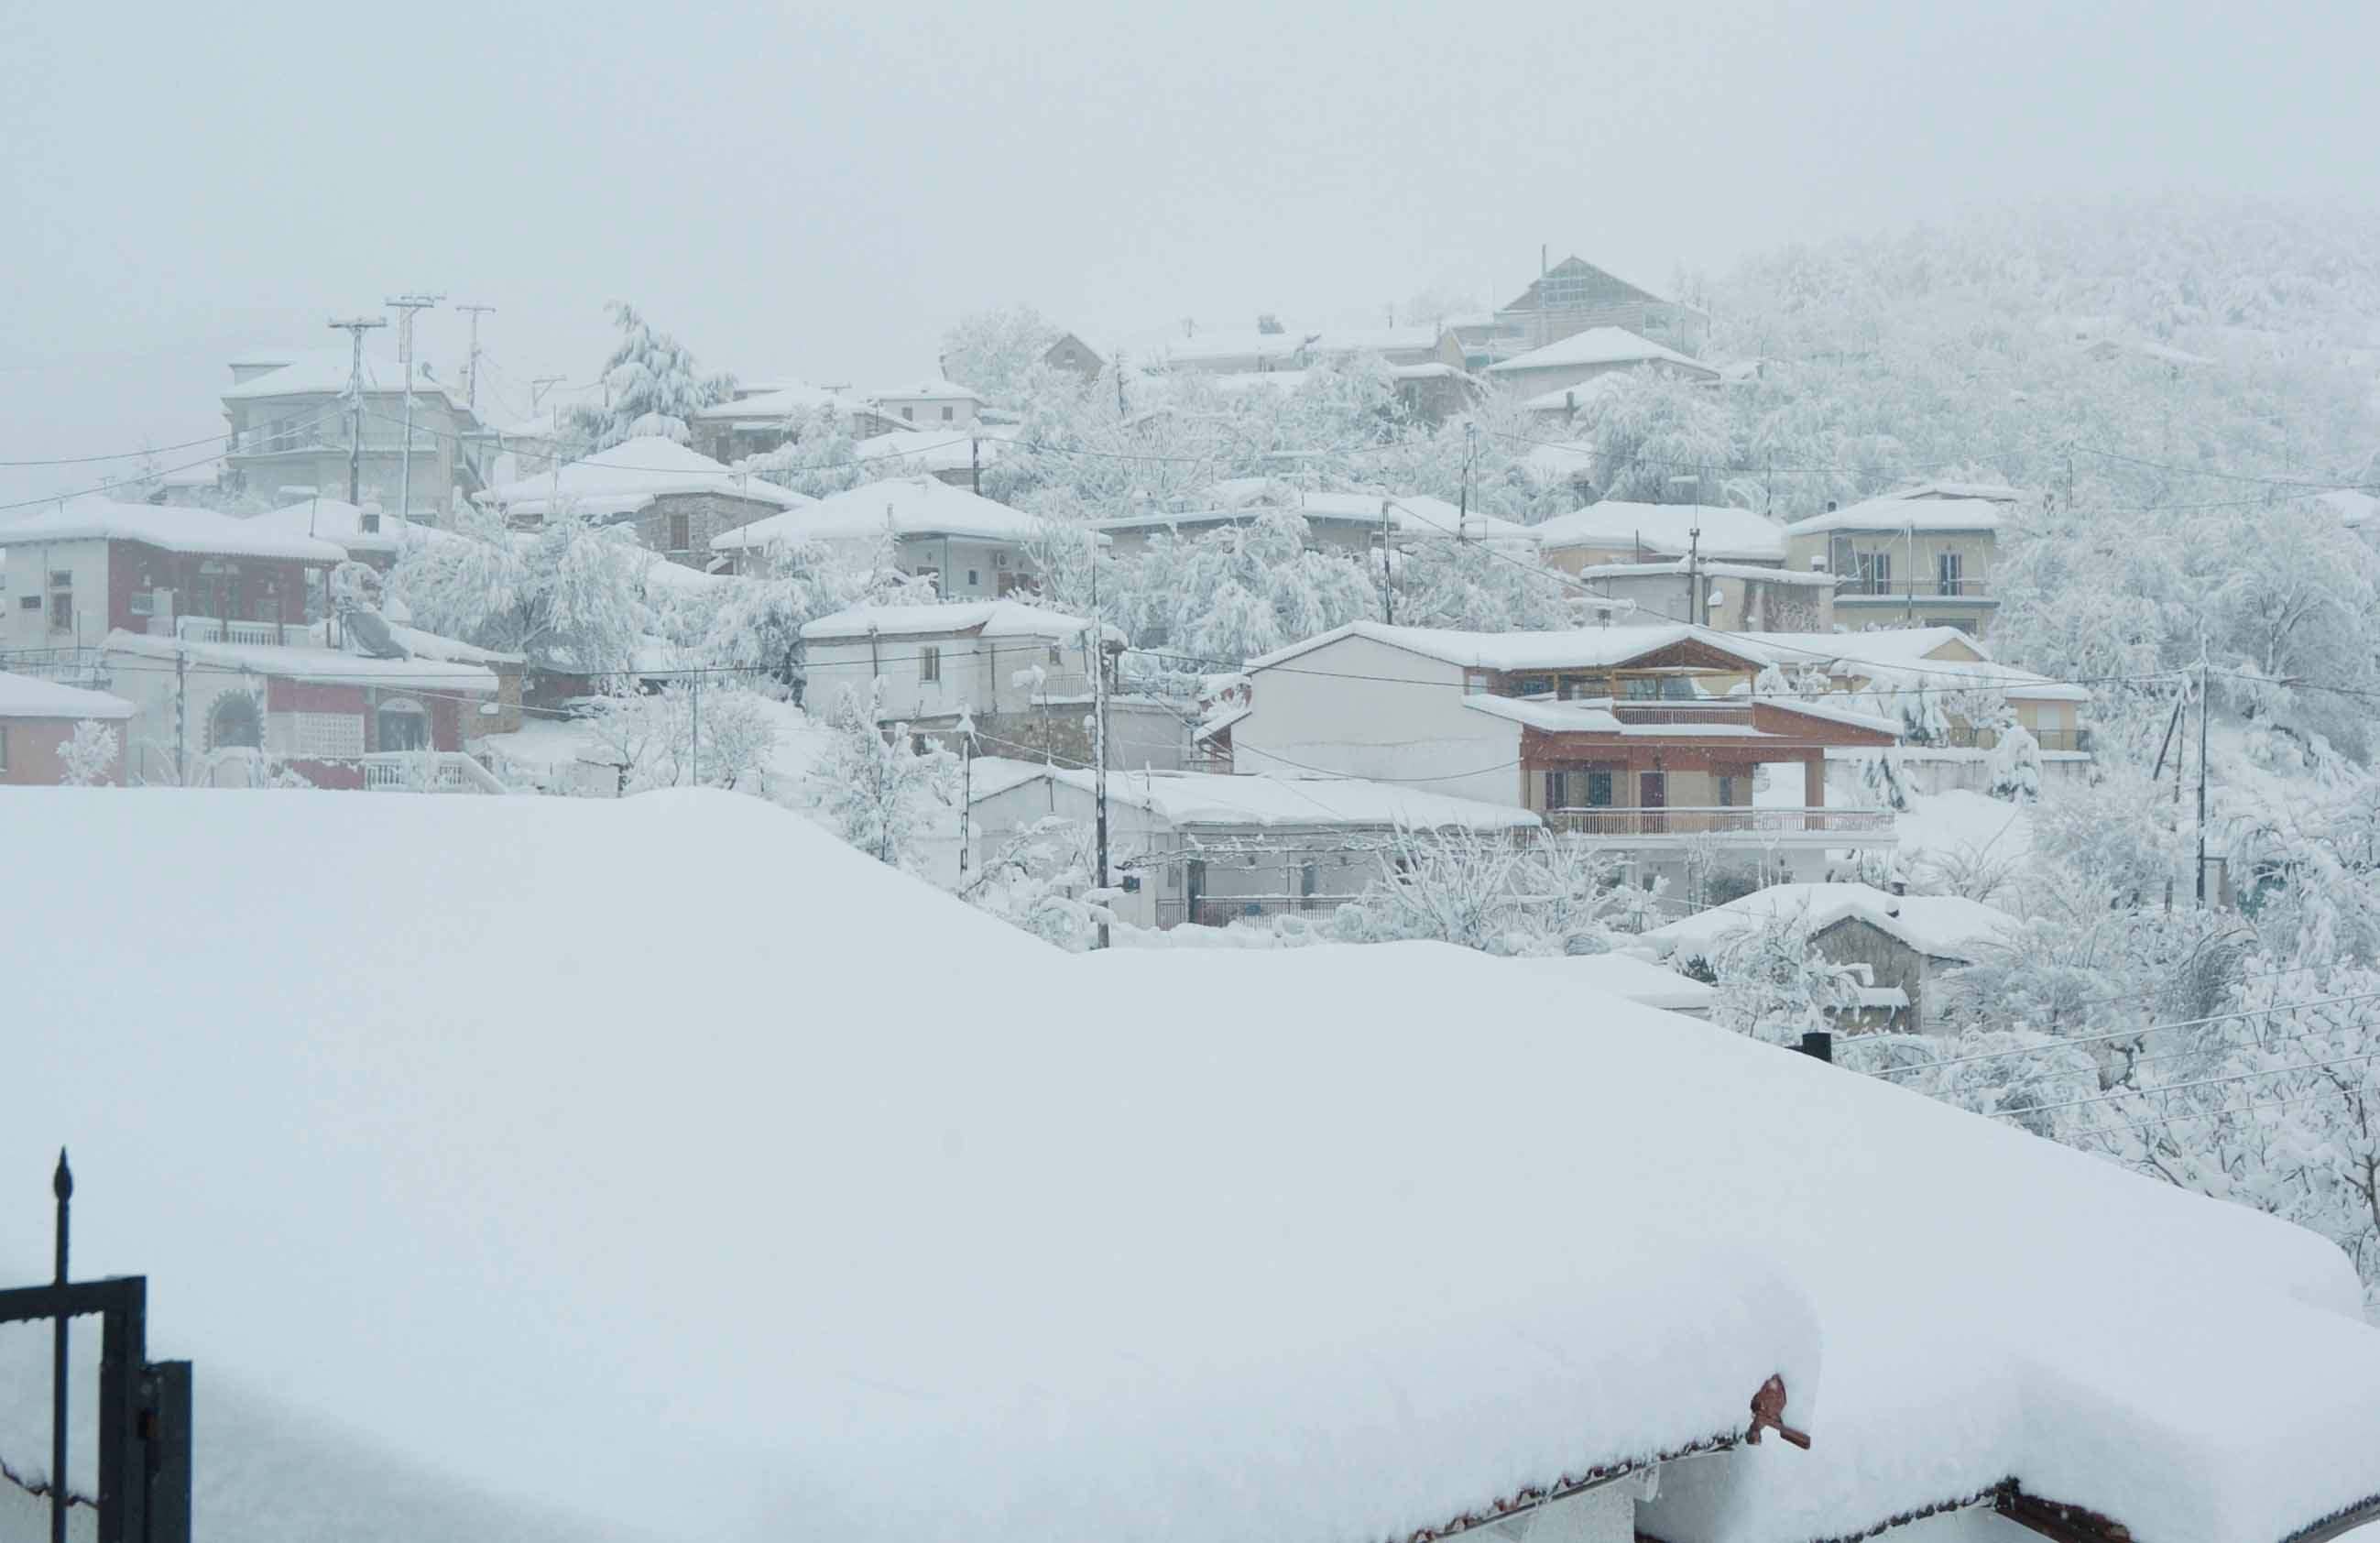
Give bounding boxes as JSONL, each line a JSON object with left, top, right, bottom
{"left": 1855, "top": 989, "right": 2380, "bottom": 1078}
{"left": 2014, "top": 1046, "right": 2380, "bottom": 1121}
{"left": 0, "top": 409, "right": 353, "bottom": 513}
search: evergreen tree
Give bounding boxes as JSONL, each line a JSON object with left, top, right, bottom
{"left": 572, "top": 302, "right": 735, "bottom": 452}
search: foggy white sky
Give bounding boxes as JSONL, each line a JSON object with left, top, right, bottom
{"left": 4, "top": 0, "right": 2376, "bottom": 504}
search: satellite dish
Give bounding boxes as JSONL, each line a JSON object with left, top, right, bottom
{"left": 344, "top": 607, "right": 411, "bottom": 661}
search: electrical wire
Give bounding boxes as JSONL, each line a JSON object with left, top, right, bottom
{"left": 1856, "top": 989, "right": 2380, "bottom": 1078}
{"left": 2013, "top": 1047, "right": 2380, "bottom": 1121}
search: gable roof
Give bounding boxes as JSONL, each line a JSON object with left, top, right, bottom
{"left": 801, "top": 601, "right": 1109, "bottom": 645}
{"left": 223, "top": 348, "right": 456, "bottom": 405}
{"left": 1638, "top": 881, "right": 2023, "bottom": 962}
{"left": 16, "top": 789, "right": 2380, "bottom": 1543}
{"left": 690, "top": 380, "right": 873, "bottom": 422}
{"left": 1500, "top": 255, "right": 1669, "bottom": 312}
{"left": 487, "top": 437, "right": 809, "bottom": 519}
{"left": 867, "top": 378, "right": 986, "bottom": 403}
{"left": 1244, "top": 619, "right": 1773, "bottom": 676}
{"left": 1533, "top": 501, "right": 1786, "bottom": 562}
{"left": 1485, "top": 327, "right": 1718, "bottom": 378}
{"left": 1787, "top": 496, "right": 2005, "bottom": 535}
{"left": 0, "top": 498, "right": 345, "bottom": 562}
{"left": 0, "top": 670, "right": 135, "bottom": 719}
{"left": 1738, "top": 630, "right": 2091, "bottom": 703}
{"left": 972, "top": 758, "right": 1542, "bottom": 831}
{"left": 711, "top": 476, "right": 1049, "bottom": 550}
{"left": 246, "top": 498, "right": 457, "bottom": 555}
{"left": 104, "top": 629, "right": 499, "bottom": 693}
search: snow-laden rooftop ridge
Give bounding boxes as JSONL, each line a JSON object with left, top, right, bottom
{"left": 0, "top": 497, "right": 348, "bottom": 563}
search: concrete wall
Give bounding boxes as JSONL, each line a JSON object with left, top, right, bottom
{"left": 803, "top": 631, "right": 1100, "bottom": 723}
{"left": 878, "top": 396, "right": 980, "bottom": 428}
{"left": 0, "top": 537, "right": 109, "bottom": 653}
{"left": 896, "top": 536, "right": 1032, "bottom": 600}
{"left": 1235, "top": 633, "right": 1525, "bottom": 807}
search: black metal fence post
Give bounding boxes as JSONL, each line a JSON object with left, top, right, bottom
{"left": 52, "top": 1150, "right": 71, "bottom": 1543}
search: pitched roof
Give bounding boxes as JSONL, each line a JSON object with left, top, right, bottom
{"left": 1511, "top": 951, "right": 1718, "bottom": 1012}
{"left": 223, "top": 348, "right": 456, "bottom": 404}
{"left": 1485, "top": 327, "right": 1718, "bottom": 378}
{"left": 1638, "top": 881, "right": 2023, "bottom": 962}
{"left": 1887, "top": 478, "right": 2025, "bottom": 504}
{"left": 1739, "top": 630, "right": 2090, "bottom": 702}
{"left": 801, "top": 601, "right": 1110, "bottom": 644}
{"left": 867, "top": 378, "right": 986, "bottom": 402}
{"left": 246, "top": 498, "right": 457, "bottom": 555}
{"left": 17, "top": 789, "right": 2380, "bottom": 1543}
{"left": 486, "top": 436, "right": 809, "bottom": 519}
{"left": 690, "top": 380, "right": 873, "bottom": 421}
{"left": 1786, "top": 496, "right": 2005, "bottom": 535}
{"left": 1245, "top": 619, "right": 1773, "bottom": 675}
{"left": 0, "top": 671, "right": 135, "bottom": 719}
{"left": 0, "top": 498, "right": 345, "bottom": 562}
{"left": 1533, "top": 501, "right": 1786, "bottom": 562}
{"left": 711, "top": 476, "right": 1049, "bottom": 549}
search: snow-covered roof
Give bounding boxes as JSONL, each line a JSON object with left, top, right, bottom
{"left": 223, "top": 348, "right": 455, "bottom": 404}
{"left": 0, "top": 670, "right": 135, "bottom": 719}
{"left": 246, "top": 498, "right": 456, "bottom": 555}
{"left": 1512, "top": 951, "right": 1718, "bottom": 1013}
{"left": 977, "top": 759, "right": 1541, "bottom": 830}
{"left": 1640, "top": 881, "right": 2022, "bottom": 963}
{"left": 1460, "top": 695, "right": 1629, "bottom": 733}
{"left": 1887, "top": 478, "right": 2025, "bottom": 504}
{"left": 2318, "top": 488, "right": 2380, "bottom": 530}
{"left": 1247, "top": 619, "right": 1773, "bottom": 675}
{"left": 1577, "top": 558, "right": 1835, "bottom": 585}
{"left": 1535, "top": 501, "right": 1786, "bottom": 562}
{"left": 866, "top": 378, "right": 986, "bottom": 403}
{"left": 712, "top": 476, "right": 1050, "bottom": 550}
{"left": 1151, "top": 324, "right": 1442, "bottom": 367}
{"left": 851, "top": 425, "right": 1015, "bottom": 473}
{"left": 1484, "top": 327, "right": 1718, "bottom": 378}
{"left": 104, "top": 629, "right": 499, "bottom": 692}
{"left": 802, "top": 601, "right": 1111, "bottom": 645}
{"left": 1739, "top": 630, "right": 2091, "bottom": 703}
{"left": 1183, "top": 481, "right": 1539, "bottom": 542}
{"left": 1786, "top": 496, "right": 2004, "bottom": 535}
{"left": 386, "top": 623, "right": 524, "bottom": 667}
{"left": 690, "top": 380, "right": 871, "bottom": 421}
{"left": 1519, "top": 373, "right": 1633, "bottom": 412}
{"left": 0, "top": 497, "right": 345, "bottom": 562}
{"left": 11, "top": 789, "right": 2380, "bottom": 1543}
{"left": 488, "top": 436, "right": 809, "bottom": 519}
{"left": 1521, "top": 439, "right": 1598, "bottom": 483}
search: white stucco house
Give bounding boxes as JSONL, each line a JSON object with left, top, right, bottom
{"left": 865, "top": 378, "right": 985, "bottom": 428}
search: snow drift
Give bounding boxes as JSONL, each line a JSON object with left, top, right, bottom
{"left": 1, "top": 789, "right": 2375, "bottom": 1543}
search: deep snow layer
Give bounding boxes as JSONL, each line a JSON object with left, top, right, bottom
{"left": 2, "top": 789, "right": 2376, "bottom": 1543}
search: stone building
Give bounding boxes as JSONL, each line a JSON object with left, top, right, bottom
{"left": 485, "top": 436, "right": 807, "bottom": 568}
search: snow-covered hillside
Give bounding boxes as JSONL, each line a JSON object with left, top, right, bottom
{"left": 4, "top": 789, "right": 2378, "bottom": 1543}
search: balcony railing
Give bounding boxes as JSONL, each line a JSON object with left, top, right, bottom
{"left": 1159, "top": 895, "right": 1360, "bottom": 928}
{"left": 169, "top": 616, "right": 318, "bottom": 647}
{"left": 1836, "top": 576, "right": 1993, "bottom": 600}
{"left": 1545, "top": 806, "right": 1894, "bottom": 838}
{"left": 1931, "top": 725, "right": 2093, "bottom": 753}
{"left": 361, "top": 752, "right": 508, "bottom": 793}
{"left": 1605, "top": 701, "right": 1749, "bottom": 725}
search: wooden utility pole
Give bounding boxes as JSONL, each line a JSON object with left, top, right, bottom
{"left": 2197, "top": 658, "right": 2212, "bottom": 906}
{"left": 326, "top": 314, "right": 387, "bottom": 504}
{"left": 1380, "top": 499, "right": 1395, "bottom": 624}
{"left": 385, "top": 293, "right": 443, "bottom": 522}
{"left": 456, "top": 302, "right": 496, "bottom": 410}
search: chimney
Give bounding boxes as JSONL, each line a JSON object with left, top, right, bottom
{"left": 1796, "top": 1031, "right": 1834, "bottom": 1064}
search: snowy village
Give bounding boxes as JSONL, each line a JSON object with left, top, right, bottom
{"left": 5, "top": 6, "right": 2380, "bottom": 1543}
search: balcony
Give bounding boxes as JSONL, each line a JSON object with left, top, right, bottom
{"left": 1545, "top": 806, "right": 1894, "bottom": 840}
{"left": 361, "top": 751, "right": 508, "bottom": 793}
{"left": 1932, "top": 725, "right": 2093, "bottom": 753}
{"left": 1835, "top": 576, "right": 1994, "bottom": 602}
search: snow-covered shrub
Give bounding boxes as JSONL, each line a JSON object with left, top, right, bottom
{"left": 805, "top": 685, "right": 955, "bottom": 870}
{"left": 1331, "top": 826, "right": 1629, "bottom": 956}
{"left": 580, "top": 685, "right": 777, "bottom": 794}
{"left": 1988, "top": 719, "right": 2043, "bottom": 803}
{"left": 570, "top": 302, "right": 734, "bottom": 451}
{"left": 58, "top": 718, "right": 120, "bottom": 787}
{"left": 1707, "top": 909, "right": 1864, "bottom": 1045}
{"left": 963, "top": 816, "right": 1114, "bottom": 951}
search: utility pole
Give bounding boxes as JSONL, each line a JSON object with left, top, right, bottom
{"left": 2196, "top": 658, "right": 2211, "bottom": 906}
{"left": 173, "top": 645, "right": 188, "bottom": 785}
{"left": 970, "top": 434, "right": 981, "bottom": 497}
{"left": 385, "top": 292, "right": 443, "bottom": 523}
{"left": 1089, "top": 550, "right": 1110, "bottom": 949}
{"left": 1380, "top": 499, "right": 1395, "bottom": 624}
{"left": 691, "top": 666, "right": 700, "bottom": 788}
{"left": 327, "top": 315, "right": 386, "bottom": 504}
{"left": 456, "top": 302, "right": 496, "bottom": 411}
{"left": 1458, "top": 421, "right": 1476, "bottom": 542}
{"left": 1115, "top": 351, "right": 1127, "bottom": 419}
{"left": 1688, "top": 523, "right": 1705, "bottom": 628}
{"left": 50, "top": 1151, "right": 69, "bottom": 1543}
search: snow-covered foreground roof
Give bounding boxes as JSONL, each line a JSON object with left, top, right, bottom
{"left": 1512, "top": 951, "right": 1718, "bottom": 1012}
{"left": 1248, "top": 619, "right": 1773, "bottom": 674}
{"left": 1639, "top": 881, "right": 2023, "bottom": 962}
{"left": 712, "top": 476, "right": 1050, "bottom": 548}
{"left": 104, "top": 629, "right": 499, "bottom": 692}
{"left": 0, "top": 497, "right": 346, "bottom": 562}
{"left": 0, "top": 669, "right": 134, "bottom": 718}
{"left": 1484, "top": 326, "right": 1717, "bottom": 378}
{"left": 1786, "top": 496, "right": 2005, "bottom": 535}
{"left": 1533, "top": 500, "right": 1787, "bottom": 562}
{"left": 487, "top": 436, "right": 809, "bottom": 519}
{"left": 6, "top": 792, "right": 2380, "bottom": 1543}
{"left": 976, "top": 757, "right": 1542, "bottom": 830}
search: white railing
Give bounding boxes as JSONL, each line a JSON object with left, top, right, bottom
{"left": 360, "top": 752, "right": 508, "bottom": 793}
{"left": 174, "top": 616, "right": 315, "bottom": 647}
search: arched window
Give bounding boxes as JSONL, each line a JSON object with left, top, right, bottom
{"left": 377, "top": 697, "right": 430, "bottom": 752}
{"left": 207, "top": 691, "right": 261, "bottom": 750}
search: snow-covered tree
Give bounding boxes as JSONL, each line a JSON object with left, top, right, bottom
{"left": 805, "top": 684, "right": 955, "bottom": 870}
{"left": 1988, "top": 718, "right": 2044, "bottom": 803}
{"left": 570, "top": 303, "right": 735, "bottom": 451}
{"left": 938, "top": 304, "right": 1062, "bottom": 406}
{"left": 1569, "top": 371, "right": 1737, "bottom": 504}
{"left": 1394, "top": 538, "right": 1574, "bottom": 632}
{"left": 58, "top": 718, "right": 120, "bottom": 786}
{"left": 1706, "top": 909, "right": 1865, "bottom": 1045}
{"left": 1331, "top": 826, "right": 1630, "bottom": 956}
{"left": 1113, "top": 511, "right": 1376, "bottom": 668}
{"left": 737, "top": 404, "right": 864, "bottom": 499}
{"left": 582, "top": 685, "right": 777, "bottom": 795}
{"left": 962, "top": 815, "right": 1114, "bottom": 950}
{"left": 390, "top": 501, "right": 650, "bottom": 677}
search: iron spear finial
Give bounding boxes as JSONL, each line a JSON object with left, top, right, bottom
{"left": 52, "top": 1149, "right": 71, "bottom": 1203}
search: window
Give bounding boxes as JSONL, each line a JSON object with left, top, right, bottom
{"left": 48, "top": 591, "right": 71, "bottom": 633}
{"left": 966, "top": 569, "right": 979, "bottom": 588}
{"left": 941, "top": 406, "right": 955, "bottom": 421}
{"left": 900, "top": 406, "right": 914, "bottom": 421}
{"left": 1519, "top": 674, "right": 1555, "bottom": 696}
{"left": 1047, "top": 644, "right": 1064, "bottom": 665}
{"left": 920, "top": 646, "right": 941, "bottom": 683}
{"left": 1586, "top": 770, "right": 1614, "bottom": 807}
{"left": 993, "top": 550, "right": 1010, "bottom": 569}
{"left": 361, "top": 511, "right": 381, "bottom": 534}
{"left": 1464, "top": 671, "right": 1492, "bottom": 695}
{"left": 1719, "top": 773, "right": 1738, "bottom": 808}
{"left": 208, "top": 692, "right": 262, "bottom": 750}
{"left": 377, "top": 700, "right": 429, "bottom": 752}
{"left": 49, "top": 571, "right": 71, "bottom": 587}
{"left": 669, "top": 512, "right": 692, "bottom": 552}
{"left": 129, "top": 589, "right": 155, "bottom": 617}
{"left": 1300, "top": 862, "right": 1320, "bottom": 899}
{"left": 17, "top": 595, "right": 39, "bottom": 610}
{"left": 1620, "top": 675, "right": 1661, "bottom": 700}
{"left": 1545, "top": 770, "right": 1568, "bottom": 808}
{"left": 1859, "top": 551, "right": 1892, "bottom": 595}
{"left": 1936, "top": 551, "right": 1962, "bottom": 596}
